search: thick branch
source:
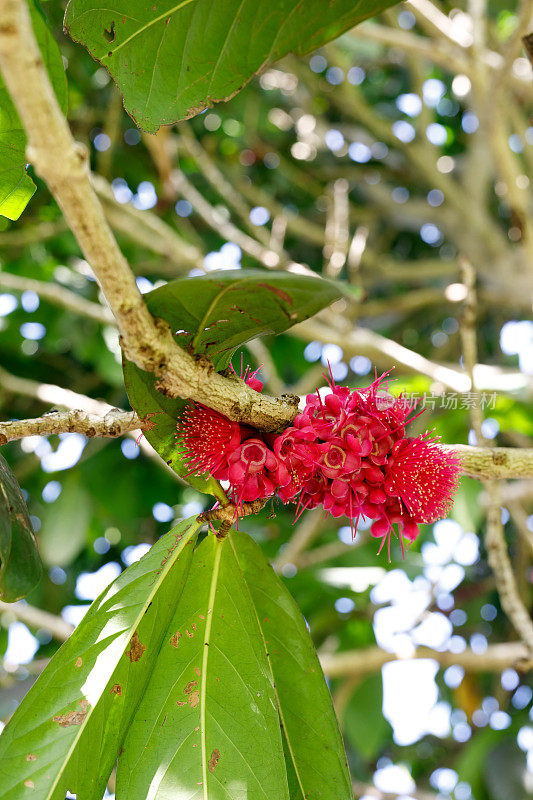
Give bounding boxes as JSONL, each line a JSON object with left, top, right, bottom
{"left": 0, "top": 409, "right": 141, "bottom": 445}
{"left": 0, "top": 0, "right": 297, "bottom": 432}
{"left": 450, "top": 446, "right": 533, "bottom": 479}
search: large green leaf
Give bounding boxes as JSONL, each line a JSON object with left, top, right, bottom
{"left": 231, "top": 531, "right": 354, "bottom": 800}
{"left": 116, "top": 532, "right": 290, "bottom": 800}
{"left": 123, "top": 270, "right": 341, "bottom": 489}
{"left": 0, "top": 453, "right": 42, "bottom": 602}
{"left": 64, "top": 0, "right": 398, "bottom": 132}
{"left": 0, "top": 2, "right": 68, "bottom": 220}
{"left": 144, "top": 270, "right": 342, "bottom": 370}
{"left": 0, "top": 517, "right": 201, "bottom": 800}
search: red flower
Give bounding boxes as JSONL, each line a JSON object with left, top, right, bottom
{"left": 178, "top": 362, "right": 461, "bottom": 558}
{"left": 386, "top": 437, "right": 460, "bottom": 520}
{"left": 228, "top": 438, "right": 282, "bottom": 507}
{"left": 178, "top": 403, "right": 241, "bottom": 480}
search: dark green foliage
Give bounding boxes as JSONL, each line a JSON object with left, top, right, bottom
{"left": 0, "top": 454, "right": 42, "bottom": 601}
{"left": 64, "top": 0, "right": 397, "bottom": 131}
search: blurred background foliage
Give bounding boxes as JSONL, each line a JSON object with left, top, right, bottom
{"left": 1, "top": 1, "right": 533, "bottom": 798}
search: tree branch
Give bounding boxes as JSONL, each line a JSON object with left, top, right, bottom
{"left": 0, "top": 366, "right": 180, "bottom": 479}
{"left": 291, "top": 315, "right": 533, "bottom": 394}
{"left": 91, "top": 173, "right": 204, "bottom": 271}
{"left": 0, "top": 0, "right": 298, "bottom": 433}
{"left": 0, "top": 268, "right": 113, "bottom": 324}
{"left": 0, "top": 600, "right": 73, "bottom": 642}
{"left": 0, "top": 409, "right": 141, "bottom": 445}
{"left": 319, "top": 641, "right": 533, "bottom": 678}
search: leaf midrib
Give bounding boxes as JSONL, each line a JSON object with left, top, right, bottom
{"left": 200, "top": 538, "right": 223, "bottom": 800}
{"left": 101, "top": 0, "right": 197, "bottom": 60}
{"left": 229, "top": 537, "right": 300, "bottom": 800}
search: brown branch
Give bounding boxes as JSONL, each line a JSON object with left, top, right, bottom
{"left": 0, "top": 268, "right": 113, "bottom": 324}
{"left": 198, "top": 498, "right": 269, "bottom": 538}
{"left": 459, "top": 260, "right": 533, "bottom": 656}
{"left": 319, "top": 641, "right": 533, "bottom": 678}
{"left": 0, "top": 409, "right": 141, "bottom": 445}
{"left": 272, "top": 507, "right": 324, "bottom": 571}
{"left": 0, "top": 0, "right": 298, "bottom": 433}
{"left": 0, "top": 600, "right": 73, "bottom": 642}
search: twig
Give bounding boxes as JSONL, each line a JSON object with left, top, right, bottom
{"left": 0, "top": 2, "right": 299, "bottom": 433}
{"left": 272, "top": 507, "right": 324, "bottom": 571}
{"left": 324, "top": 179, "right": 349, "bottom": 278}
{"left": 0, "top": 364, "right": 114, "bottom": 416}
{"left": 171, "top": 170, "right": 284, "bottom": 269}
{"left": 178, "top": 124, "right": 273, "bottom": 248}
{"left": 486, "top": 489, "right": 533, "bottom": 654}
{"left": 319, "top": 641, "right": 533, "bottom": 678}
{"left": 0, "top": 269, "right": 114, "bottom": 324}
{"left": 0, "top": 409, "right": 141, "bottom": 445}
{"left": 407, "top": 0, "right": 474, "bottom": 48}
{"left": 245, "top": 338, "right": 285, "bottom": 396}
{"left": 346, "top": 225, "right": 369, "bottom": 286}
{"left": 0, "top": 219, "right": 68, "bottom": 247}
{"left": 355, "top": 21, "right": 467, "bottom": 74}
{"left": 0, "top": 600, "right": 73, "bottom": 641}
{"left": 198, "top": 498, "right": 268, "bottom": 538}
{"left": 291, "top": 315, "right": 533, "bottom": 393}
{"left": 294, "top": 539, "right": 365, "bottom": 569}
{"left": 91, "top": 173, "right": 203, "bottom": 270}
{"left": 0, "top": 365, "right": 180, "bottom": 479}
{"left": 459, "top": 261, "right": 533, "bottom": 657}
{"left": 507, "top": 499, "right": 533, "bottom": 558}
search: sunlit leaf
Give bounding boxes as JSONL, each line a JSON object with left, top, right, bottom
{"left": 116, "top": 532, "right": 290, "bottom": 800}
{"left": 231, "top": 531, "right": 354, "bottom": 800}
{"left": 0, "top": 518, "right": 200, "bottom": 800}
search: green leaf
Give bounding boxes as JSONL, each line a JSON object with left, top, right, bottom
{"left": 38, "top": 473, "right": 91, "bottom": 567}
{"left": 0, "top": 453, "right": 42, "bottom": 602}
{"left": 116, "top": 532, "right": 290, "bottom": 800}
{"left": 0, "top": 1, "right": 68, "bottom": 220}
{"left": 230, "top": 531, "right": 354, "bottom": 800}
{"left": 144, "top": 270, "right": 342, "bottom": 370}
{"left": 64, "top": 0, "right": 398, "bottom": 132}
{"left": 343, "top": 673, "right": 391, "bottom": 760}
{"left": 123, "top": 270, "right": 341, "bottom": 489}
{"left": 0, "top": 518, "right": 201, "bottom": 800}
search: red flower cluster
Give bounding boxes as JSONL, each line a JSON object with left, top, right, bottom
{"left": 178, "top": 368, "right": 461, "bottom": 556}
